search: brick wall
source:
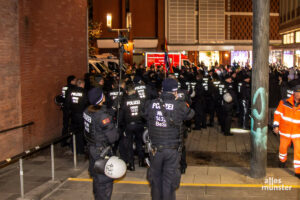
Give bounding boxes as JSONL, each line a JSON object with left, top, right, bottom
{"left": 230, "top": 0, "right": 279, "bottom": 13}
{"left": 230, "top": 16, "right": 281, "bottom": 40}
{"left": 18, "top": 0, "right": 87, "bottom": 150}
{"left": 0, "top": 0, "right": 23, "bottom": 161}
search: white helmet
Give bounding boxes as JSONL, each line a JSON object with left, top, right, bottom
{"left": 223, "top": 92, "right": 233, "bottom": 103}
{"left": 104, "top": 156, "right": 127, "bottom": 179}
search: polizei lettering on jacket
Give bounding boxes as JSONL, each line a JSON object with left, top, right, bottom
{"left": 126, "top": 100, "right": 140, "bottom": 106}
{"left": 71, "top": 92, "right": 83, "bottom": 104}
{"left": 127, "top": 100, "right": 141, "bottom": 116}
{"left": 83, "top": 112, "right": 92, "bottom": 133}
{"left": 152, "top": 103, "right": 174, "bottom": 110}
{"left": 152, "top": 102, "right": 174, "bottom": 127}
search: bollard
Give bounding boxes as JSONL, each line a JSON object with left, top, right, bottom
{"left": 19, "top": 158, "right": 24, "bottom": 198}
{"left": 51, "top": 144, "right": 55, "bottom": 181}
{"left": 73, "top": 134, "right": 77, "bottom": 169}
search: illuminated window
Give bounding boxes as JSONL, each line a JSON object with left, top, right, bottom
{"left": 283, "top": 35, "right": 288, "bottom": 44}
{"left": 283, "top": 33, "right": 295, "bottom": 44}
{"left": 296, "top": 32, "right": 300, "bottom": 43}
{"left": 290, "top": 33, "right": 294, "bottom": 43}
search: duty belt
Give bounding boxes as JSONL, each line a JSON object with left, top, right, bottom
{"left": 129, "top": 121, "right": 143, "bottom": 125}
{"left": 152, "top": 144, "right": 181, "bottom": 151}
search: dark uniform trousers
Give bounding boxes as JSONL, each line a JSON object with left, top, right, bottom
{"left": 221, "top": 103, "right": 233, "bottom": 134}
{"left": 71, "top": 113, "right": 85, "bottom": 154}
{"left": 61, "top": 107, "right": 70, "bottom": 146}
{"left": 194, "top": 101, "right": 206, "bottom": 129}
{"left": 215, "top": 101, "right": 223, "bottom": 125}
{"left": 241, "top": 99, "right": 250, "bottom": 129}
{"left": 88, "top": 146, "right": 113, "bottom": 200}
{"left": 147, "top": 148, "right": 181, "bottom": 200}
{"left": 180, "top": 126, "right": 188, "bottom": 171}
{"left": 119, "top": 123, "right": 145, "bottom": 164}
{"left": 205, "top": 97, "right": 215, "bottom": 125}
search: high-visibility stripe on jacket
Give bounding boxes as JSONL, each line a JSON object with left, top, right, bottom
{"left": 273, "top": 95, "right": 300, "bottom": 138}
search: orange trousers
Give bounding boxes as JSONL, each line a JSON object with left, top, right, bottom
{"left": 279, "top": 136, "right": 300, "bottom": 174}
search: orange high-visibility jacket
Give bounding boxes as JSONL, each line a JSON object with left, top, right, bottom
{"left": 273, "top": 95, "right": 300, "bottom": 139}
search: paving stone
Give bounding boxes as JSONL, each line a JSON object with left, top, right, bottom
{"left": 194, "top": 174, "right": 221, "bottom": 184}
{"left": 180, "top": 175, "right": 195, "bottom": 183}
{"left": 185, "top": 166, "right": 208, "bottom": 176}
{"left": 60, "top": 181, "right": 93, "bottom": 191}
{"left": 43, "top": 188, "right": 94, "bottom": 200}
{"left": 113, "top": 183, "right": 150, "bottom": 194}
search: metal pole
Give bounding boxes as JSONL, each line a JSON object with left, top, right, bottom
{"left": 116, "top": 34, "right": 123, "bottom": 128}
{"left": 19, "top": 158, "right": 24, "bottom": 198}
{"left": 51, "top": 144, "right": 55, "bottom": 181}
{"left": 250, "top": 0, "right": 270, "bottom": 178}
{"left": 73, "top": 134, "right": 77, "bottom": 169}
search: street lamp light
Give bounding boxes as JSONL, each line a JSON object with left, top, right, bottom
{"left": 106, "top": 13, "right": 112, "bottom": 29}
{"left": 126, "top": 13, "right": 132, "bottom": 29}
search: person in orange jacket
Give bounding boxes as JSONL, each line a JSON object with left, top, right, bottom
{"left": 273, "top": 85, "right": 300, "bottom": 179}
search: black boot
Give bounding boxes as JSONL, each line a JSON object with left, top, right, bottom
{"left": 181, "top": 167, "right": 186, "bottom": 174}
{"left": 278, "top": 161, "right": 286, "bottom": 168}
{"left": 127, "top": 163, "right": 135, "bottom": 171}
{"left": 295, "top": 174, "right": 300, "bottom": 179}
{"left": 139, "top": 159, "right": 147, "bottom": 167}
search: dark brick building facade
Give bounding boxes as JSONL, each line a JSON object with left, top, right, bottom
{"left": 0, "top": 0, "right": 87, "bottom": 161}
{"left": 93, "top": 0, "right": 281, "bottom": 66}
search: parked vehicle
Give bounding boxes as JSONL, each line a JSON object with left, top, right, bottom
{"left": 145, "top": 52, "right": 193, "bottom": 69}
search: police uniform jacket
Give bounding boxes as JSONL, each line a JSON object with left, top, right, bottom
{"left": 240, "top": 81, "right": 251, "bottom": 101}
{"left": 223, "top": 82, "right": 237, "bottom": 110}
{"left": 63, "top": 84, "right": 77, "bottom": 108}
{"left": 83, "top": 105, "right": 119, "bottom": 147}
{"left": 177, "top": 88, "right": 192, "bottom": 106}
{"left": 66, "top": 86, "right": 89, "bottom": 114}
{"left": 134, "top": 83, "right": 147, "bottom": 99}
{"left": 143, "top": 92, "right": 194, "bottom": 148}
{"left": 119, "top": 93, "right": 145, "bottom": 126}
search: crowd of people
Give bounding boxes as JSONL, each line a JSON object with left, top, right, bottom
{"left": 56, "top": 62, "right": 300, "bottom": 200}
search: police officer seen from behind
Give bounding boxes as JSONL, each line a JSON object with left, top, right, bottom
{"left": 84, "top": 88, "right": 119, "bottom": 200}
{"left": 143, "top": 78, "right": 195, "bottom": 200}
{"left": 133, "top": 76, "right": 147, "bottom": 100}
{"left": 66, "top": 79, "right": 88, "bottom": 154}
{"left": 221, "top": 74, "right": 236, "bottom": 136}
{"left": 119, "top": 84, "right": 146, "bottom": 171}
{"left": 169, "top": 74, "right": 191, "bottom": 174}
{"left": 193, "top": 74, "right": 206, "bottom": 130}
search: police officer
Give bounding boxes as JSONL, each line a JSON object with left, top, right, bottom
{"left": 61, "top": 75, "right": 77, "bottom": 146}
{"left": 119, "top": 84, "right": 145, "bottom": 171}
{"left": 203, "top": 75, "right": 215, "bottom": 127}
{"left": 193, "top": 74, "right": 206, "bottom": 130}
{"left": 66, "top": 79, "right": 88, "bottom": 154}
{"left": 107, "top": 80, "right": 125, "bottom": 112}
{"left": 83, "top": 87, "right": 119, "bottom": 200}
{"left": 221, "top": 75, "right": 236, "bottom": 136}
{"left": 240, "top": 75, "right": 251, "bottom": 129}
{"left": 212, "top": 73, "right": 222, "bottom": 126}
{"left": 143, "top": 78, "right": 194, "bottom": 200}
{"left": 133, "top": 76, "right": 147, "bottom": 100}
{"left": 145, "top": 72, "right": 159, "bottom": 100}
{"left": 169, "top": 74, "right": 191, "bottom": 174}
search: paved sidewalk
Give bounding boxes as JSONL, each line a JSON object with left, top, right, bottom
{"left": 0, "top": 124, "right": 298, "bottom": 200}
{"left": 43, "top": 165, "right": 300, "bottom": 200}
{"left": 0, "top": 144, "right": 88, "bottom": 200}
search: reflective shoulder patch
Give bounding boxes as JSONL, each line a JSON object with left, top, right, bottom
{"left": 102, "top": 118, "right": 110, "bottom": 125}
